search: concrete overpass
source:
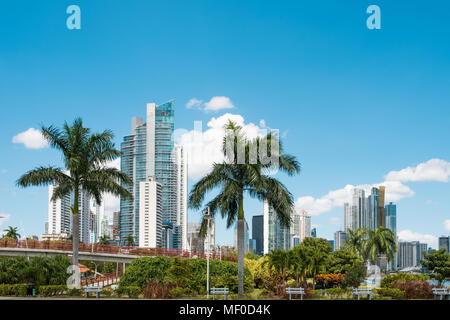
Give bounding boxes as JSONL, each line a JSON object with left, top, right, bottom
{"left": 0, "top": 247, "right": 141, "bottom": 264}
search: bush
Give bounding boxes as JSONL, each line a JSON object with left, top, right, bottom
{"left": 169, "top": 287, "right": 184, "bottom": 298}
{"left": 142, "top": 282, "right": 176, "bottom": 299}
{"left": 38, "top": 285, "right": 67, "bottom": 297}
{"left": 381, "top": 273, "right": 428, "bottom": 288}
{"left": 392, "top": 280, "right": 433, "bottom": 299}
{"left": 120, "top": 256, "right": 254, "bottom": 295}
{"left": 0, "top": 256, "right": 71, "bottom": 286}
{"left": 117, "top": 286, "right": 141, "bottom": 298}
{"left": 307, "top": 289, "right": 323, "bottom": 299}
{"left": 326, "top": 288, "right": 349, "bottom": 299}
{"left": 0, "top": 284, "right": 28, "bottom": 296}
{"left": 376, "top": 288, "right": 405, "bottom": 300}
{"left": 315, "top": 274, "right": 345, "bottom": 289}
{"left": 68, "top": 288, "right": 82, "bottom": 296}
{"left": 102, "top": 287, "right": 113, "bottom": 297}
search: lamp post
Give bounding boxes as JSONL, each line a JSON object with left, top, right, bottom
{"left": 204, "top": 208, "right": 211, "bottom": 300}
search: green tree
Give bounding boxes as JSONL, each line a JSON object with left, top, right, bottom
{"left": 189, "top": 120, "right": 300, "bottom": 297}
{"left": 420, "top": 248, "right": 450, "bottom": 285}
{"left": 3, "top": 226, "right": 20, "bottom": 240}
{"left": 98, "top": 235, "right": 110, "bottom": 245}
{"left": 16, "top": 118, "right": 133, "bottom": 287}
{"left": 343, "top": 228, "right": 368, "bottom": 258}
{"left": 327, "top": 248, "right": 365, "bottom": 274}
{"left": 264, "top": 249, "right": 290, "bottom": 283}
{"left": 125, "top": 235, "right": 135, "bottom": 247}
{"left": 289, "top": 245, "right": 310, "bottom": 286}
{"left": 363, "top": 227, "right": 396, "bottom": 265}
{"left": 308, "top": 249, "right": 329, "bottom": 289}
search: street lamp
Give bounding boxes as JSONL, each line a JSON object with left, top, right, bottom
{"left": 204, "top": 208, "right": 212, "bottom": 300}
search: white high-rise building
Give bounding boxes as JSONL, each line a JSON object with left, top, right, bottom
{"left": 47, "top": 184, "right": 72, "bottom": 237}
{"left": 290, "top": 209, "right": 311, "bottom": 248}
{"left": 47, "top": 184, "right": 91, "bottom": 243}
{"left": 139, "top": 178, "right": 162, "bottom": 248}
{"left": 173, "top": 145, "right": 188, "bottom": 250}
{"left": 334, "top": 231, "right": 349, "bottom": 251}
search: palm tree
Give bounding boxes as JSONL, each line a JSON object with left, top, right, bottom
{"left": 343, "top": 228, "right": 368, "bottom": 258}
{"left": 289, "top": 246, "right": 310, "bottom": 287}
{"left": 189, "top": 120, "right": 300, "bottom": 297}
{"left": 265, "top": 249, "right": 290, "bottom": 283}
{"left": 308, "top": 249, "right": 329, "bottom": 289}
{"left": 363, "top": 227, "right": 396, "bottom": 265}
{"left": 125, "top": 235, "right": 135, "bottom": 247}
{"left": 98, "top": 235, "right": 110, "bottom": 245}
{"left": 17, "top": 118, "right": 133, "bottom": 287}
{"left": 3, "top": 226, "right": 21, "bottom": 240}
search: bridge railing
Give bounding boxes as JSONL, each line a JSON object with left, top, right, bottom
{"left": 0, "top": 239, "right": 237, "bottom": 262}
{"left": 81, "top": 272, "right": 122, "bottom": 287}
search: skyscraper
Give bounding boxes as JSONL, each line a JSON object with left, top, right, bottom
{"left": 439, "top": 236, "right": 450, "bottom": 253}
{"left": 397, "top": 241, "right": 427, "bottom": 269}
{"left": 120, "top": 102, "right": 187, "bottom": 248}
{"left": 138, "top": 178, "right": 162, "bottom": 248}
{"left": 252, "top": 215, "right": 263, "bottom": 256}
{"left": 47, "top": 184, "right": 91, "bottom": 243}
{"left": 334, "top": 231, "right": 349, "bottom": 251}
{"left": 263, "top": 199, "right": 291, "bottom": 254}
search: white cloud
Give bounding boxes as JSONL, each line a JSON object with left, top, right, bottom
{"left": 385, "top": 159, "right": 450, "bottom": 183}
{"left": 295, "top": 181, "right": 414, "bottom": 216}
{"left": 204, "top": 96, "right": 235, "bottom": 112}
{"left": 0, "top": 214, "right": 11, "bottom": 229}
{"left": 295, "top": 158, "right": 450, "bottom": 216}
{"left": 12, "top": 128, "right": 48, "bottom": 149}
{"left": 177, "top": 113, "right": 268, "bottom": 180}
{"left": 186, "top": 98, "right": 203, "bottom": 109}
{"left": 398, "top": 229, "right": 438, "bottom": 249}
{"left": 444, "top": 220, "right": 450, "bottom": 232}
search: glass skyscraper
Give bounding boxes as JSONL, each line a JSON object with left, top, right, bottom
{"left": 120, "top": 102, "right": 187, "bottom": 248}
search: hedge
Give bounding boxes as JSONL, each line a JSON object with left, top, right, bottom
{"left": 0, "top": 284, "right": 27, "bottom": 296}
{"left": 381, "top": 274, "right": 428, "bottom": 288}
{"left": 376, "top": 288, "right": 405, "bottom": 300}
{"left": 38, "top": 285, "right": 68, "bottom": 297}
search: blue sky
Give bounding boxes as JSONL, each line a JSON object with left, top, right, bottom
{"left": 1, "top": 0, "right": 449, "bottom": 248}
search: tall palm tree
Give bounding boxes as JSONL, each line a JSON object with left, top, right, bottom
{"left": 189, "top": 120, "right": 300, "bottom": 297}
{"left": 343, "top": 228, "right": 368, "bottom": 258}
{"left": 363, "top": 227, "right": 396, "bottom": 265}
{"left": 3, "top": 226, "right": 21, "bottom": 240}
{"left": 17, "top": 118, "right": 133, "bottom": 287}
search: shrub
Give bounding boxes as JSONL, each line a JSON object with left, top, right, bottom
{"left": 326, "top": 288, "right": 348, "bottom": 299}
{"left": 169, "top": 287, "right": 184, "bottom": 298}
{"left": 376, "top": 288, "right": 405, "bottom": 300}
{"left": 143, "top": 282, "right": 176, "bottom": 299}
{"left": 381, "top": 273, "right": 428, "bottom": 288}
{"left": 38, "top": 285, "right": 67, "bottom": 297}
{"left": 315, "top": 274, "right": 345, "bottom": 289}
{"left": 120, "top": 256, "right": 254, "bottom": 295}
{"left": 68, "top": 288, "right": 82, "bottom": 296}
{"left": 307, "top": 289, "right": 323, "bottom": 299}
{"left": 341, "top": 264, "right": 366, "bottom": 288}
{"left": 117, "top": 286, "right": 141, "bottom": 298}
{"left": 392, "top": 280, "right": 433, "bottom": 299}
{"left": 102, "top": 287, "right": 113, "bottom": 297}
{"left": 0, "top": 284, "right": 28, "bottom": 296}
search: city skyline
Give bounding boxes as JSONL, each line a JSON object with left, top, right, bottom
{"left": 1, "top": 1, "right": 450, "bottom": 249}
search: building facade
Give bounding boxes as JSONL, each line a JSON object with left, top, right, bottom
{"left": 120, "top": 102, "right": 187, "bottom": 248}
{"left": 439, "top": 236, "right": 450, "bottom": 253}
{"left": 263, "top": 199, "right": 291, "bottom": 254}
{"left": 334, "top": 231, "right": 349, "bottom": 251}
{"left": 252, "top": 215, "right": 263, "bottom": 256}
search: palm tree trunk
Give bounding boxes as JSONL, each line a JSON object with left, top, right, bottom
{"left": 237, "top": 191, "right": 244, "bottom": 298}
{"left": 72, "top": 184, "right": 80, "bottom": 288}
